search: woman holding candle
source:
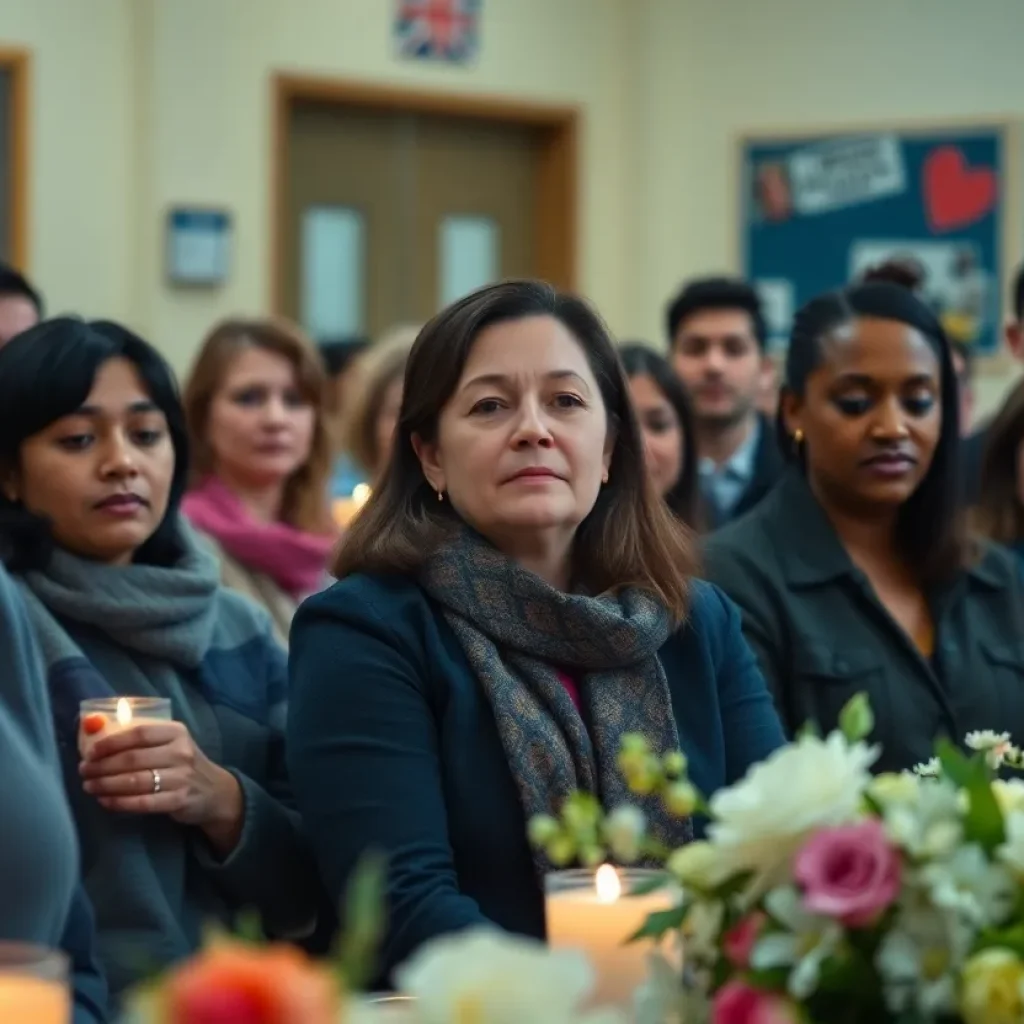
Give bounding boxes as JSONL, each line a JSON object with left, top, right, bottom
{"left": 287, "top": 280, "right": 785, "bottom": 981}
{"left": 181, "top": 317, "right": 337, "bottom": 645}
{"left": 0, "top": 563, "right": 107, "bottom": 1023}
{"left": 0, "top": 318, "right": 320, "bottom": 1004}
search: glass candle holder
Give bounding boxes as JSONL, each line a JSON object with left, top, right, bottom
{"left": 545, "top": 866, "right": 681, "bottom": 1011}
{"left": 0, "top": 943, "right": 69, "bottom": 1024}
{"left": 78, "top": 696, "right": 173, "bottom": 758}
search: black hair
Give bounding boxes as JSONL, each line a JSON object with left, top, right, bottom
{"left": 1013, "top": 262, "right": 1024, "bottom": 323}
{"left": 0, "top": 317, "right": 189, "bottom": 571}
{"left": 665, "top": 277, "right": 767, "bottom": 351}
{"left": 318, "top": 335, "right": 371, "bottom": 377}
{"left": 619, "top": 342, "right": 701, "bottom": 528}
{"left": 0, "top": 262, "right": 44, "bottom": 317}
{"left": 780, "top": 281, "right": 963, "bottom": 583}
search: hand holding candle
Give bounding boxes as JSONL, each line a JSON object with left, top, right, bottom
{"left": 78, "top": 702, "right": 244, "bottom": 853}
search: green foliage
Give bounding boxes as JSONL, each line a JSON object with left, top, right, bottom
{"left": 838, "top": 692, "right": 875, "bottom": 744}
{"left": 335, "top": 848, "right": 388, "bottom": 993}
{"left": 937, "top": 738, "right": 1006, "bottom": 851}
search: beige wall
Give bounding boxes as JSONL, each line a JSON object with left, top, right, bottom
{"left": 3, "top": 0, "right": 1024, "bottom": 415}
{"left": 0, "top": 0, "right": 134, "bottom": 324}
{"left": 131, "top": 0, "right": 630, "bottom": 371}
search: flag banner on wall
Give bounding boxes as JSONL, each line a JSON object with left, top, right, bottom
{"left": 394, "top": 0, "right": 481, "bottom": 64}
{"left": 740, "top": 125, "right": 1008, "bottom": 357}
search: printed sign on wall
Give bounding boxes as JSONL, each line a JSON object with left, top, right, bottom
{"left": 742, "top": 126, "right": 1006, "bottom": 356}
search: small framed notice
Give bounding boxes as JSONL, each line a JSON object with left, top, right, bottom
{"left": 165, "top": 207, "right": 231, "bottom": 286}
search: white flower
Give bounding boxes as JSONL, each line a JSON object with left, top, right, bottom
{"left": 913, "top": 757, "right": 941, "bottom": 778}
{"left": 681, "top": 900, "right": 725, "bottom": 962}
{"left": 602, "top": 805, "right": 646, "bottom": 864}
{"left": 965, "top": 731, "right": 1016, "bottom": 769}
{"left": 883, "top": 777, "right": 963, "bottom": 860}
{"left": 666, "top": 841, "right": 723, "bottom": 891}
{"left": 876, "top": 880, "right": 973, "bottom": 1018}
{"left": 633, "top": 947, "right": 684, "bottom": 1024}
{"left": 394, "top": 927, "right": 620, "bottom": 1024}
{"left": 997, "top": 810, "right": 1024, "bottom": 877}
{"left": 750, "top": 887, "right": 843, "bottom": 1000}
{"left": 707, "top": 731, "right": 878, "bottom": 895}
{"left": 994, "top": 780, "right": 1024, "bottom": 817}
{"left": 921, "top": 844, "right": 1015, "bottom": 928}
{"left": 868, "top": 771, "right": 923, "bottom": 808}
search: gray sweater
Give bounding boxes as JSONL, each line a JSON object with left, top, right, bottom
{"left": 0, "top": 565, "right": 106, "bottom": 1022}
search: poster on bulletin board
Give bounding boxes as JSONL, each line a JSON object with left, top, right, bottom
{"left": 740, "top": 125, "right": 1009, "bottom": 358}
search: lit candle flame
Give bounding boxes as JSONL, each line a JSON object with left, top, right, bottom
{"left": 115, "top": 698, "right": 133, "bottom": 727}
{"left": 595, "top": 864, "right": 621, "bottom": 904}
{"left": 352, "top": 483, "right": 371, "bottom": 507}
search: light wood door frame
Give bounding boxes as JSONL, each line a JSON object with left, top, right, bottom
{"left": 269, "top": 73, "right": 580, "bottom": 316}
{"left": 0, "top": 47, "right": 30, "bottom": 269}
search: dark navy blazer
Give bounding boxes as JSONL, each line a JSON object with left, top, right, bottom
{"left": 287, "top": 573, "right": 784, "bottom": 980}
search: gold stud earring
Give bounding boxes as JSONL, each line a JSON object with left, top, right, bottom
{"left": 793, "top": 428, "right": 804, "bottom": 444}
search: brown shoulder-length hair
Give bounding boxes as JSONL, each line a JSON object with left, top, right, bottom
{"left": 334, "top": 280, "right": 699, "bottom": 622}
{"left": 340, "top": 335, "right": 414, "bottom": 478}
{"left": 183, "top": 316, "right": 335, "bottom": 534}
{"left": 975, "top": 377, "right": 1024, "bottom": 546}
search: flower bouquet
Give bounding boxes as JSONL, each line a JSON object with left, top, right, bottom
{"left": 124, "top": 851, "right": 630, "bottom": 1024}
{"left": 528, "top": 694, "right": 1024, "bottom": 1024}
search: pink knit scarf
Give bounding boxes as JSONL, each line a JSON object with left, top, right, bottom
{"left": 182, "top": 477, "right": 334, "bottom": 599}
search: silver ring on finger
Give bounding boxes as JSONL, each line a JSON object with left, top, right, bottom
{"left": 150, "top": 768, "right": 161, "bottom": 794}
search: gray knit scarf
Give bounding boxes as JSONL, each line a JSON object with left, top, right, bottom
{"left": 420, "top": 525, "right": 693, "bottom": 872}
{"left": 14, "top": 519, "right": 223, "bottom": 738}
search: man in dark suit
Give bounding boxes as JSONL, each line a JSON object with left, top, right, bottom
{"left": 667, "top": 277, "right": 783, "bottom": 528}
{"left": 961, "top": 263, "right": 1024, "bottom": 502}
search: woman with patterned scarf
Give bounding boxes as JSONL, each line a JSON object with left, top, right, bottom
{"left": 287, "top": 280, "right": 785, "bottom": 981}
{"left": 0, "top": 319, "right": 320, "bottom": 1007}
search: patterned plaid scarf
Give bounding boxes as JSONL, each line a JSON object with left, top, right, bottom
{"left": 420, "top": 525, "right": 693, "bottom": 872}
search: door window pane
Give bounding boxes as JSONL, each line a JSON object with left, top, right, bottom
{"left": 438, "top": 215, "right": 499, "bottom": 308}
{"left": 301, "top": 205, "right": 366, "bottom": 340}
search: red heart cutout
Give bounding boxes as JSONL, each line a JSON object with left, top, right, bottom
{"left": 924, "top": 145, "right": 997, "bottom": 233}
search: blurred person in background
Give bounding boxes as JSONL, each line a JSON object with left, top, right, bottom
{"left": 0, "top": 262, "right": 43, "bottom": 346}
{"left": 962, "top": 264, "right": 1024, "bottom": 500}
{"left": 335, "top": 329, "right": 418, "bottom": 491}
{"left": 974, "top": 375, "right": 1024, "bottom": 561}
{"left": 183, "top": 317, "right": 336, "bottom": 644}
{"left": 319, "top": 335, "right": 371, "bottom": 500}
{"left": 0, "top": 562, "right": 107, "bottom": 1023}
{"left": 0, "top": 319, "right": 318, "bottom": 1003}
{"left": 704, "top": 277, "right": 1024, "bottom": 774}
{"left": 619, "top": 343, "right": 701, "bottom": 529}
{"left": 667, "top": 277, "right": 781, "bottom": 528}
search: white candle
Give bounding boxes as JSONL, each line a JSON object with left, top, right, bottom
{"left": 78, "top": 697, "right": 172, "bottom": 758}
{"left": 0, "top": 944, "right": 69, "bottom": 1024}
{"left": 545, "top": 866, "right": 680, "bottom": 1012}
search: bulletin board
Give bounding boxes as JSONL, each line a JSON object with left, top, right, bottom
{"left": 739, "top": 123, "right": 1014, "bottom": 360}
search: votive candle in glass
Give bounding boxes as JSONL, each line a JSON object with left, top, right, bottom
{"left": 545, "top": 865, "right": 681, "bottom": 1011}
{"left": 0, "top": 943, "right": 69, "bottom": 1024}
{"left": 78, "top": 696, "right": 173, "bottom": 758}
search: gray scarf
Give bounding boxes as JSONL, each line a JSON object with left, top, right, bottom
{"left": 419, "top": 525, "right": 693, "bottom": 871}
{"left": 17, "top": 518, "right": 220, "bottom": 672}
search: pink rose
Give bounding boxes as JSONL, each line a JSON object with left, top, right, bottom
{"left": 712, "top": 981, "right": 800, "bottom": 1024}
{"left": 794, "top": 818, "right": 901, "bottom": 927}
{"left": 723, "top": 913, "right": 766, "bottom": 969}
